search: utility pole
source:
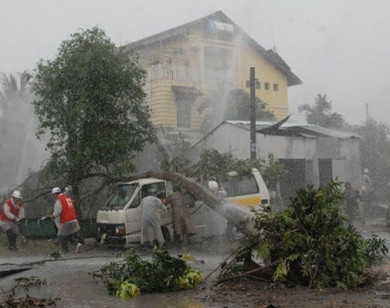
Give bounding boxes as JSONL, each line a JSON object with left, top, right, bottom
{"left": 249, "top": 67, "right": 256, "bottom": 161}
{"left": 365, "top": 103, "right": 369, "bottom": 123}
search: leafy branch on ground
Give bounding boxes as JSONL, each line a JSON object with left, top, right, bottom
{"left": 92, "top": 247, "right": 202, "bottom": 299}
{"left": 50, "top": 249, "right": 64, "bottom": 260}
{"left": 0, "top": 276, "right": 59, "bottom": 307}
{"left": 217, "top": 181, "right": 388, "bottom": 289}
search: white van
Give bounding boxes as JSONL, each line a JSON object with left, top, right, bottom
{"left": 96, "top": 168, "right": 270, "bottom": 246}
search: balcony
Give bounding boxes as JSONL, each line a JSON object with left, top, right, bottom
{"left": 149, "top": 64, "right": 237, "bottom": 88}
{"left": 149, "top": 64, "right": 199, "bottom": 83}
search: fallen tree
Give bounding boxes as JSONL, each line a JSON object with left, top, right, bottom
{"left": 120, "top": 170, "right": 258, "bottom": 237}
{"left": 215, "top": 181, "right": 388, "bottom": 289}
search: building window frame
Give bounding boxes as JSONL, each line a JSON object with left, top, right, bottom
{"left": 176, "top": 99, "right": 192, "bottom": 129}
{"left": 172, "top": 86, "right": 203, "bottom": 129}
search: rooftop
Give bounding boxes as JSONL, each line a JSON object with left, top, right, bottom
{"left": 124, "top": 11, "right": 302, "bottom": 87}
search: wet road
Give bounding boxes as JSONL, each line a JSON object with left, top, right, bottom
{"left": 0, "top": 244, "right": 227, "bottom": 308}
{"left": 0, "top": 216, "right": 389, "bottom": 307}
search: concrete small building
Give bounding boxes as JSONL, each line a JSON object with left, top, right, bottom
{"left": 187, "top": 120, "right": 361, "bottom": 204}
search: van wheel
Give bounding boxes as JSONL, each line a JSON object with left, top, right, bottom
{"left": 161, "top": 226, "right": 171, "bottom": 243}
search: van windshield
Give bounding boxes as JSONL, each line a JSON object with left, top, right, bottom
{"left": 224, "top": 174, "right": 259, "bottom": 197}
{"left": 107, "top": 184, "right": 138, "bottom": 209}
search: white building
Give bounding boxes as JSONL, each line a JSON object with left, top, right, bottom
{"left": 187, "top": 120, "right": 361, "bottom": 204}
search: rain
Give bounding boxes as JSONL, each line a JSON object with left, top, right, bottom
{"left": 1, "top": 1, "right": 390, "bottom": 307}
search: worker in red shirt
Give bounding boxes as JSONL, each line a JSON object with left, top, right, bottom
{"left": 50, "top": 187, "right": 82, "bottom": 252}
{"left": 0, "top": 190, "right": 25, "bottom": 250}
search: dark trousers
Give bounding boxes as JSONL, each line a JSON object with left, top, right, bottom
{"left": 59, "top": 232, "right": 79, "bottom": 252}
{"left": 6, "top": 229, "right": 17, "bottom": 250}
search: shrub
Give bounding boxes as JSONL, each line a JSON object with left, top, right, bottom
{"left": 242, "top": 182, "right": 388, "bottom": 288}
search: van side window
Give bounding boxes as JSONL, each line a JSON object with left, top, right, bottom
{"left": 224, "top": 175, "right": 259, "bottom": 197}
{"left": 107, "top": 184, "right": 137, "bottom": 209}
{"left": 130, "top": 191, "right": 141, "bottom": 208}
{"left": 141, "top": 182, "right": 167, "bottom": 199}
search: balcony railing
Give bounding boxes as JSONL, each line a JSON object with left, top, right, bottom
{"left": 150, "top": 64, "right": 199, "bottom": 82}
{"left": 149, "top": 64, "right": 237, "bottom": 87}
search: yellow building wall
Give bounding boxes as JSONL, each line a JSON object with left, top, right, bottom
{"left": 145, "top": 78, "right": 205, "bottom": 129}
{"left": 238, "top": 45, "right": 289, "bottom": 119}
{"left": 140, "top": 32, "right": 290, "bottom": 129}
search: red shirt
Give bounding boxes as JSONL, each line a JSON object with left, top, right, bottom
{"left": 0, "top": 199, "right": 22, "bottom": 222}
{"left": 57, "top": 193, "right": 77, "bottom": 223}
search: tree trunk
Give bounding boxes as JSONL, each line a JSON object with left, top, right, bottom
{"left": 124, "top": 171, "right": 256, "bottom": 236}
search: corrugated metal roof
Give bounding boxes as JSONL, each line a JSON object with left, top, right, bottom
{"left": 225, "top": 120, "right": 360, "bottom": 139}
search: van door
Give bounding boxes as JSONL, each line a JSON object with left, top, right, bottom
{"left": 125, "top": 181, "right": 171, "bottom": 243}
{"left": 124, "top": 188, "right": 143, "bottom": 242}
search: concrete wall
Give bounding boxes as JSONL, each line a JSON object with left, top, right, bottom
{"left": 188, "top": 123, "right": 361, "bottom": 189}
{"left": 190, "top": 123, "right": 317, "bottom": 162}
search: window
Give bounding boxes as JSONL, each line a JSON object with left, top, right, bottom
{"left": 107, "top": 184, "right": 138, "bottom": 209}
{"left": 176, "top": 99, "right": 192, "bottom": 128}
{"left": 224, "top": 174, "right": 259, "bottom": 197}
{"left": 264, "top": 82, "right": 270, "bottom": 90}
{"left": 131, "top": 191, "right": 141, "bottom": 208}
{"left": 204, "top": 47, "right": 233, "bottom": 71}
{"left": 141, "top": 182, "right": 166, "bottom": 199}
{"left": 273, "top": 83, "right": 279, "bottom": 91}
{"left": 172, "top": 86, "right": 202, "bottom": 129}
{"left": 203, "top": 46, "right": 237, "bottom": 85}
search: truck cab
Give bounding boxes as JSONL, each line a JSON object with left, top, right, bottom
{"left": 96, "top": 168, "right": 269, "bottom": 246}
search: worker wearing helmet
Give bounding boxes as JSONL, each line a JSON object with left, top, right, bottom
{"left": 139, "top": 186, "right": 167, "bottom": 248}
{"left": 50, "top": 187, "right": 82, "bottom": 252}
{"left": 361, "top": 168, "right": 377, "bottom": 220}
{"left": 208, "top": 179, "right": 219, "bottom": 194}
{"left": 0, "top": 190, "right": 25, "bottom": 250}
{"left": 362, "top": 169, "right": 372, "bottom": 191}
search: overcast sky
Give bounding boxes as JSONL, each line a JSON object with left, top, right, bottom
{"left": 1, "top": 0, "right": 389, "bottom": 125}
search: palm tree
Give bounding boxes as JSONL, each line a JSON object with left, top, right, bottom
{"left": 0, "top": 72, "right": 31, "bottom": 134}
{"left": 0, "top": 72, "right": 44, "bottom": 191}
{"left": 298, "top": 94, "right": 345, "bottom": 129}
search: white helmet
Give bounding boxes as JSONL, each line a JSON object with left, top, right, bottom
{"left": 208, "top": 180, "right": 218, "bottom": 194}
{"left": 51, "top": 187, "right": 61, "bottom": 194}
{"left": 363, "top": 169, "right": 369, "bottom": 174}
{"left": 11, "top": 190, "right": 22, "bottom": 199}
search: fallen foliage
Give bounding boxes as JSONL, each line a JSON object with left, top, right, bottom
{"left": 218, "top": 182, "right": 388, "bottom": 289}
{"left": 0, "top": 294, "right": 58, "bottom": 307}
{"left": 92, "top": 247, "right": 202, "bottom": 298}
{"left": 0, "top": 276, "right": 59, "bottom": 307}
